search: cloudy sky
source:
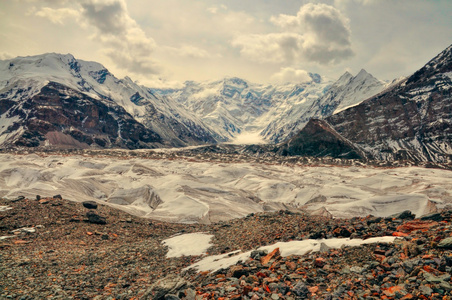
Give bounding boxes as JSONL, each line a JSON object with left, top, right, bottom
{"left": 1, "top": 0, "right": 451, "bottom": 87}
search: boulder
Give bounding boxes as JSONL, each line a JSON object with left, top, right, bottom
{"left": 85, "top": 211, "right": 106, "bottom": 225}
{"left": 141, "top": 275, "right": 189, "bottom": 300}
{"left": 82, "top": 201, "right": 98, "bottom": 209}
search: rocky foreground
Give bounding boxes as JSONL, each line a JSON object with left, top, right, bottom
{"left": 1, "top": 196, "right": 452, "bottom": 300}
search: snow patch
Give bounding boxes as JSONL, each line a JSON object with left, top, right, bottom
{"left": 0, "top": 206, "right": 13, "bottom": 212}
{"left": 229, "top": 131, "right": 267, "bottom": 145}
{"left": 185, "top": 236, "right": 398, "bottom": 272}
{"left": 163, "top": 233, "right": 214, "bottom": 258}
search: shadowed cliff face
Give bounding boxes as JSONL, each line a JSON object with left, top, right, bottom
{"left": 1, "top": 82, "right": 163, "bottom": 149}
{"left": 277, "top": 119, "right": 365, "bottom": 160}
{"left": 278, "top": 44, "right": 452, "bottom": 163}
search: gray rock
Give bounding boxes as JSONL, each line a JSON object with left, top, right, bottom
{"left": 350, "top": 266, "right": 364, "bottom": 273}
{"left": 9, "top": 196, "right": 25, "bottom": 203}
{"left": 438, "top": 237, "right": 452, "bottom": 249}
{"left": 389, "top": 210, "right": 415, "bottom": 220}
{"left": 141, "top": 275, "right": 189, "bottom": 300}
{"left": 250, "top": 250, "right": 268, "bottom": 259}
{"left": 292, "top": 281, "right": 309, "bottom": 297}
{"left": 184, "top": 288, "right": 196, "bottom": 300}
{"left": 420, "top": 212, "right": 443, "bottom": 221}
{"left": 82, "top": 201, "right": 98, "bottom": 209}
{"left": 440, "top": 281, "right": 452, "bottom": 291}
{"left": 419, "top": 285, "right": 433, "bottom": 296}
{"left": 423, "top": 271, "right": 451, "bottom": 283}
{"left": 85, "top": 211, "right": 106, "bottom": 225}
{"left": 53, "top": 194, "right": 62, "bottom": 200}
{"left": 319, "top": 242, "right": 331, "bottom": 253}
{"left": 164, "top": 295, "right": 180, "bottom": 300}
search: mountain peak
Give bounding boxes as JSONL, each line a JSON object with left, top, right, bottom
{"left": 353, "top": 69, "right": 380, "bottom": 84}
{"left": 356, "top": 68, "right": 369, "bottom": 77}
{"left": 336, "top": 71, "right": 353, "bottom": 85}
{"left": 222, "top": 77, "right": 248, "bottom": 87}
{"left": 425, "top": 43, "right": 452, "bottom": 69}
{"left": 406, "top": 43, "right": 452, "bottom": 85}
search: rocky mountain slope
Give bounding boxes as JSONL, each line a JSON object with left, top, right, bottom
{"left": 0, "top": 53, "right": 218, "bottom": 148}
{"left": 262, "top": 69, "right": 391, "bottom": 143}
{"left": 278, "top": 44, "right": 452, "bottom": 163}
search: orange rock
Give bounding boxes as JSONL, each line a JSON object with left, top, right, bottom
{"left": 14, "top": 240, "right": 26, "bottom": 244}
{"left": 286, "top": 261, "right": 297, "bottom": 270}
{"left": 314, "top": 258, "right": 326, "bottom": 268}
{"left": 392, "top": 232, "right": 409, "bottom": 237}
{"left": 308, "top": 286, "right": 319, "bottom": 293}
{"left": 423, "top": 265, "right": 438, "bottom": 274}
{"left": 261, "top": 248, "right": 280, "bottom": 266}
{"left": 396, "top": 220, "right": 438, "bottom": 233}
{"left": 383, "top": 285, "right": 404, "bottom": 296}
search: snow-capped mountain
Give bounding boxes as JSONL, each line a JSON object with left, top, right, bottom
{"left": 152, "top": 74, "right": 331, "bottom": 141}
{"left": 278, "top": 44, "right": 452, "bottom": 163}
{"left": 0, "top": 53, "right": 218, "bottom": 148}
{"left": 262, "top": 69, "right": 391, "bottom": 143}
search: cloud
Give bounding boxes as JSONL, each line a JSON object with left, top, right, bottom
{"left": 271, "top": 67, "right": 313, "bottom": 84}
{"left": 334, "top": 0, "right": 379, "bottom": 7}
{"left": 35, "top": 7, "right": 80, "bottom": 24}
{"left": 163, "top": 45, "right": 220, "bottom": 59}
{"left": 0, "top": 52, "right": 14, "bottom": 60}
{"left": 232, "top": 33, "right": 303, "bottom": 64}
{"left": 80, "top": 0, "right": 159, "bottom": 75}
{"left": 232, "top": 3, "right": 353, "bottom": 65}
{"left": 207, "top": 4, "right": 228, "bottom": 14}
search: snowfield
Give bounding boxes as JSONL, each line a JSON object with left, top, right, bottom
{"left": 0, "top": 153, "right": 451, "bottom": 223}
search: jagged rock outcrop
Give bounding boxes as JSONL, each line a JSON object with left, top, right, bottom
{"left": 277, "top": 119, "right": 365, "bottom": 159}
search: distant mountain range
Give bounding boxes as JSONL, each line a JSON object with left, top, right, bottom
{"left": 0, "top": 44, "right": 450, "bottom": 162}
{"left": 278, "top": 44, "right": 452, "bottom": 162}
{"left": 151, "top": 70, "right": 392, "bottom": 143}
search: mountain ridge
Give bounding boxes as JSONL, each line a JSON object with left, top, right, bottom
{"left": 0, "top": 53, "right": 219, "bottom": 148}
{"left": 278, "top": 44, "right": 452, "bottom": 163}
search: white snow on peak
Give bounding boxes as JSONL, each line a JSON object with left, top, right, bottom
{"left": 0, "top": 53, "right": 216, "bottom": 146}
{"left": 336, "top": 71, "right": 353, "bottom": 86}
{"left": 261, "top": 69, "right": 387, "bottom": 142}
{"left": 156, "top": 75, "right": 331, "bottom": 142}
